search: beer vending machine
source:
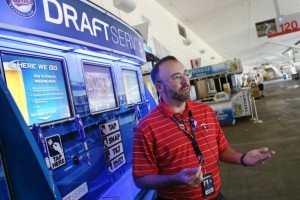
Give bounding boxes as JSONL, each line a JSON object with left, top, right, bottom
{"left": 0, "top": 0, "right": 156, "bottom": 199}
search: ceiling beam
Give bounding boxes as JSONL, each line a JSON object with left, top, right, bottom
{"left": 266, "top": 41, "right": 300, "bottom": 50}
{"left": 259, "top": 53, "right": 289, "bottom": 60}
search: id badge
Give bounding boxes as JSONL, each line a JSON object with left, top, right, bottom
{"left": 201, "top": 173, "right": 215, "bottom": 197}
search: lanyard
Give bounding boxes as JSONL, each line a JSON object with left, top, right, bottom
{"left": 170, "top": 111, "right": 204, "bottom": 163}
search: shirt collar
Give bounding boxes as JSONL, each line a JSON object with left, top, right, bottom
{"left": 158, "top": 99, "right": 192, "bottom": 119}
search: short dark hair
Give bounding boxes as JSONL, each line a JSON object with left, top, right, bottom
{"left": 150, "top": 55, "right": 178, "bottom": 84}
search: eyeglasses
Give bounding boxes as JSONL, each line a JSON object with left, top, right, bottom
{"left": 170, "top": 71, "right": 192, "bottom": 82}
{"left": 156, "top": 70, "right": 192, "bottom": 83}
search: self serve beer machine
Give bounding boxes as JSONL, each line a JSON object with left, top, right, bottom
{"left": 0, "top": 1, "right": 155, "bottom": 199}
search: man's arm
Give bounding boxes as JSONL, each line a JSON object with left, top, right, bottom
{"left": 219, "top": 146, "right": 275, "bottom": 166}
{"left": 219, "top": 146, "right": 242, "bottom": 164}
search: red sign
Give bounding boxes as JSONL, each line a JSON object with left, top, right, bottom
{"left": 268, "top": 12, "right": 300, "bottom": 38}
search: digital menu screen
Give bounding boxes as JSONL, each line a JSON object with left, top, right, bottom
{"left": 122, "top": 69, "right": 142, "bottom": 105}
{"left": 1, "top": 53, "right": 72, "bottom": 125}
{"left": 83, "top": 63, "right": 117, "bottom": 113}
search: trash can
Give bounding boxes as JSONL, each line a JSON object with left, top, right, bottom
{"left": 283, "top": 74, "right": 287, "bottom": 79}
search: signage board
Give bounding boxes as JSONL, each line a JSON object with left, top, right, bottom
{"left": 104, "top": 142, "right": 124, "bottom": 162}
{"left": 207, "top": 101, "right": 235, "bottom": 125}
{"left": 0, "top": 0, "right": 145, "bottom": 62}
{"left": 100, "top": 120, "right": 120, "bottom": 137}
{"left": 255, "top": 19, "right": 277, "bottom": 38}
{"left": 190, "top": 59, "right": 242, "bottom": 79}
{"left": 106, "top": 154, "right": 126, "bottom": 174}
{"left": 268, "top": 12, "right": 300, "bottom": 38}
{"left": 100, "top": 120, "right": 125, "bottom": 173}
{"left": 102, "top": 131, "right": 122, "bottom": 149}
{"left": 231, "top": 89, "right": 251, "bottom": 117}
{"left": 45, "top": 134, "right": 66, "bottom": 169}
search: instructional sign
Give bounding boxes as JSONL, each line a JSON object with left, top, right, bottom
{"left": 106, "top": 154, "right": 126, "bottom": 174}
{"left": 102, "top": 131, "right": 122, "bottom": 149}
{"left": 45, "top": 134, "right": 66, "bottom": 169}
{"left": 1, "top": 53, "right": 71, "bottom": 125}
{"left": 100, "top": 120, "right": 125, "bottom": 173}
{"left": 104, "top": 142, "right": 124, "bottom": 162}
{"left": 100, "top": 120, "right": 120, "bottom": 136}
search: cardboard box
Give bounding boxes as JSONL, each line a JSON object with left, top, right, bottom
{"left": 250, "top": 86, "right": 260, "bottom": 99}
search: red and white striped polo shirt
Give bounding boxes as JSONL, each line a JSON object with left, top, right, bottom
{"left": 132, "top": 100, "right": 229, "bottom": 200}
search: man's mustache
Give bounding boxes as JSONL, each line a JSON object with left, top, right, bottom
{"left": 180, "top": 84, "right": 190, "bottom": 90}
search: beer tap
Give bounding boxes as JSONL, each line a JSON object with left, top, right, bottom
{"left": 74, "top": 114, "right": 91, "bottom": 165}
{"left": 134, "top": 104, "right": 141, "bottom": 122}
{"left": 32, "top": 123, "right": 51, "bottom": 171}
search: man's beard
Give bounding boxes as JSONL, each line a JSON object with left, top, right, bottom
{"left": 166, "top": 84, "right": 190, "bottom": 102}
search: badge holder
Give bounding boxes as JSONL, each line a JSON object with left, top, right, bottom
{"left": 202, "top": 173, "right": 215, "bottom": 197}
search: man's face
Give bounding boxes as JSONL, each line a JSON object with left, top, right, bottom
{"left": 156, "top": 60, "right": 191, "bottom": 102}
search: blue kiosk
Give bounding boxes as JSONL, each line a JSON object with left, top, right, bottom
{"left": 0, "top": 0, "right": 156, "bottom": 199}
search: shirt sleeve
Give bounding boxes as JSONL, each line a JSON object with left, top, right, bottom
{"left": 217, "top": 124, "right": 229, "bottom": 152}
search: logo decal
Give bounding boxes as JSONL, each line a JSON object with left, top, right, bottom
{"left": 6, "top": 0, "right": 36, "bottom": 18}
{"left": 45, "top": 134, "right": 66, "bottom": 169}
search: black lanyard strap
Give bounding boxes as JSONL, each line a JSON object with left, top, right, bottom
{"left": 170, "top": 111, "right": 204, "bottom": 163}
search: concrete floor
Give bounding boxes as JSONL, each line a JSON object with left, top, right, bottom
{"left": 220, "top": 79, "right": 300, "bottom": 200}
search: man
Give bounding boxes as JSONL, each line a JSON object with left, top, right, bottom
{"left": 256, "top": 73, "right": 265, "bottom": 97}
{"left": 132, "top": 56, "right": 275, "bottom": 200}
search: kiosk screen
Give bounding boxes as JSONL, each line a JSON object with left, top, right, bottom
{"left": 122, "top": 69, "right": 142, "bottom": 105}
{"left": 83, "top": 63, "right": 117, "bottom": 113}
{"left": 1, "top": 53, "right": 71, "bottom": 125}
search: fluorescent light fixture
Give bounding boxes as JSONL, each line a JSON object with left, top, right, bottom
{"left": 74, "top": 49, "right": 120, "bottom": 61}
{"left": 0, "top": 34, "right": 74, "bottom": 51}
{"left": 119, "top": 59, "right": 140, "bottom": 65}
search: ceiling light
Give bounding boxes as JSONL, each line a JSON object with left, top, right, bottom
{"left": 199, "top": 49, "right": 206, "bottom": 54}
{"left": 113, "top": 0, "right": 137, "bottom": 13}
{"left": 183, "top": 39, "right": 192, "bottom": 46}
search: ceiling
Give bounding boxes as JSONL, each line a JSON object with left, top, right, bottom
{"left": 157, "top": 0, "right": 300, "bottom": 66}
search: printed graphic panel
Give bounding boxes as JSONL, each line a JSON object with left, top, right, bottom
{"left": 45, "top": 134, "right": 66, "bottom": 169}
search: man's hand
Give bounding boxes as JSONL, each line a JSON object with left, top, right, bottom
{"left": 242, "top": 147, "right": 275, "bottom": 166}
{"left": 176, "top": 165, "right": 203, "bottom": 187}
